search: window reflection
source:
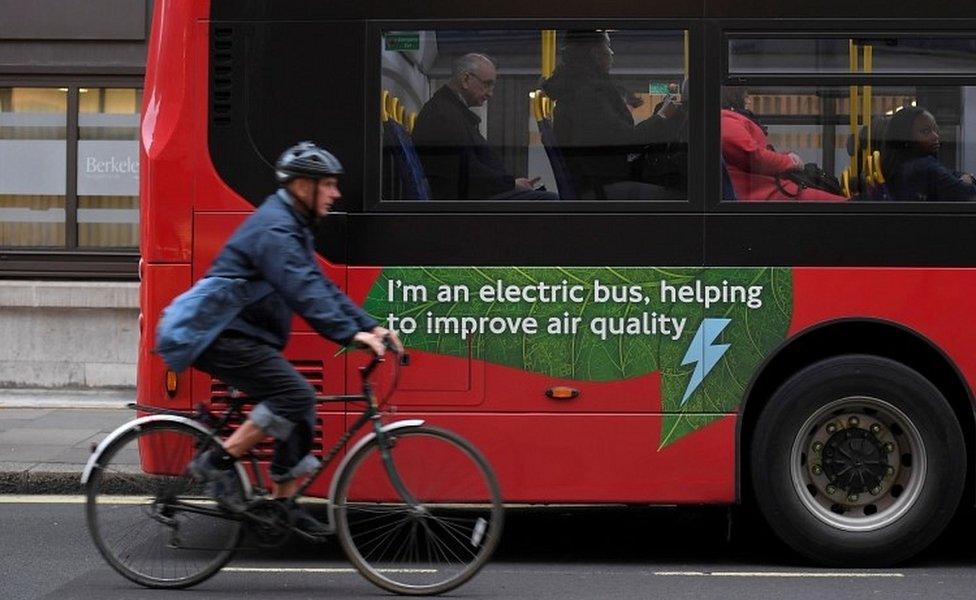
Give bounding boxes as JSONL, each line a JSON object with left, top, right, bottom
{"left": 381, "top": 29, "right": 689, "bottom": 202}
{"left": 721, "top": 86, "right": 976, "bottom": 202}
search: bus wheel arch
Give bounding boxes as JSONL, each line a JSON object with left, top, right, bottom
{"left": 738, "top": 319, "right": 974, "bottom": 564}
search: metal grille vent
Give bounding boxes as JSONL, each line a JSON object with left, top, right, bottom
{"left": 208, "top": 360, "right": 326, "bottom": 459}
{"left": 210, "top": 26, "right": 235, "bottom": 124}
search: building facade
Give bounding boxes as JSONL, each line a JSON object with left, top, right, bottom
{"left": 0, "top": 0, "right": 149, "bottom": 387}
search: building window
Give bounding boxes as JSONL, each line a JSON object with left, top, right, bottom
{"left": 0, "top": 85, "right": 141, "bottom": 250}
{"left": 78, "top": 88, "right": 140, "bottom": 248}
{"left": 0, "top": 87, "right": 68, "bottom": 246}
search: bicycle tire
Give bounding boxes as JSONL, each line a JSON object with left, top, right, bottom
{"left": 334, "top": 425, "right": 503, "bottom": 595}
{"left": 85, "top": 419, "right": 245, "bottom": 588}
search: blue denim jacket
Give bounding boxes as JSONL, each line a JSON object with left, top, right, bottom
{"left": 205, "top": 188, "right": 378, "bottom": 349}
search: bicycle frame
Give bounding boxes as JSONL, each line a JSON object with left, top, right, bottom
{"left": 113, "top": 350, "right": 425, "bottom": 535}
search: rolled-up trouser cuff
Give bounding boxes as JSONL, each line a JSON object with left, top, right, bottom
{"left": 250, "top": 402, "right": 296, "bottom": 440}
{"left": 270, "top": 453, "right": 320, "bottom": 483}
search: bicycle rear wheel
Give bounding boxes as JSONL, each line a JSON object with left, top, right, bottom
{"left": 335, "top": 425, "right": 503, "bottom": 595}
{"left": 85, "top": 419, "right": 245, "bottom": 588}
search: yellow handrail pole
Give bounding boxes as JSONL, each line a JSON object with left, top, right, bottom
{"left": 391, "top": 97, "right": 400, "bottom": 123}
{"left": 396, "top": 103, "right": 405, "bottom": 125}
{"left": 385, "top": 93, "right": 397, "bottom": 123}
{"left": 849, "top": 40, "right": 860, "bottom": 179}
{"left": 381, "top": 90, "right": 390, "bottom": 121}
{"left": 550, "top": 30, "right": 557, "bottom": 77}
{"left": 541, "top": 30, "right": 556, "bottom": 79}
{"left": 863, "top": 44, "right": 873, "bottom": 167}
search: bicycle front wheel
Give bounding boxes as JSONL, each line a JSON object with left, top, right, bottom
{"left": 335, "top": 425, "right": 503, "bottom": 595}
{"left": 85, "top": 419, "right": 245, "bottom": 589}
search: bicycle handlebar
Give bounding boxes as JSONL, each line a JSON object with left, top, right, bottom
{"left": 359, "top": 335, "right": 407, "bottom": 381}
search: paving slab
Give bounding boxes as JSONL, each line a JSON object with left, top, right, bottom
{"left": 0, "top": 389, "right": 137, "bottom": 494}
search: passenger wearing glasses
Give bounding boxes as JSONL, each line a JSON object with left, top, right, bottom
{"left": 413, "top": 53, "right": 557, "bottom": 200}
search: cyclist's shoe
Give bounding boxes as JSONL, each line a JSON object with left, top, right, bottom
{"left": 188, "top": 449, "right": 245, "bottom": 513}
{"left": 285, "top": 502, "right": 330, "bottom": 542}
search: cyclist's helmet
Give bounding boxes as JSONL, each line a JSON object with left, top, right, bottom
{"left": 274, "top": 141, "right": 344, "bottom": 184}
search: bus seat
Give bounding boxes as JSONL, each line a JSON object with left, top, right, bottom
{"left": 383, "top": 118, "right": 432, "bottom": 201}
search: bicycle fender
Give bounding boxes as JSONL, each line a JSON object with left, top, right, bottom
{"left": 327, "top": 419, "right": 425, "bottom": 519}
{"left": 80, "top": 415, "right": 252, "bottom": 498}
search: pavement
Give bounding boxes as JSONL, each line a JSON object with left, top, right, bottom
{"left": 0, "top": 388, "right": 136, "bottom": 494}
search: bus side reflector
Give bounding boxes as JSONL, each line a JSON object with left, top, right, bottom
{"left": 165, "top": 370, "right": 178, "bottom": 397}
{"left": 546, "top": 386, "right": 579, "bottom": 400}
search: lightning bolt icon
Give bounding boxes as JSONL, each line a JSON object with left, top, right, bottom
{"left": 680, "top": 317, "right": 732, "bottom": 406}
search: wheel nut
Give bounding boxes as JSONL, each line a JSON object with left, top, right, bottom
{"left": 848, "top": 494, "right": 859, "bottom": 502}
{"left": 870, "top": 423, "right": 882, "bottom": 434}
{"left": 825, "top": 485, "right": 837, "bottom": 495}
{"left": 826, "top": 423, "right": 838, "bottom": 434}
{"left": 884, "top": 442, "right": 895, "bottom": 453}
{"left": 886, "top": 466, "right": 895, "bottom": 476}
{"left": 848, "top": 416, "right": 860, "bottom": 427}
{"left": 871, "top": 486, "right": 882, "bottom": 495}
{"left": 812, "top": 442, "right": 824, "bottom": 453}
{"left": 811, "top": 464, "right": 823, "bottom": 475}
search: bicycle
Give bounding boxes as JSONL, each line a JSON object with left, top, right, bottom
{"left": 82, "top": 343, "right": 503, "bottom": 595}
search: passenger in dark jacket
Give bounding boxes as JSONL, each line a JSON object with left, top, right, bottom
{"left": 541, "top": 31, "right": 677, "bottom": 200}
{"left": 186, "top": 142, "right": 400, "bottom": 539}
{"left": 413, "top": 53, "right": 556, "bottom": 200}
{"left": 881, "top": 106, "right": 976, "bottom": 202}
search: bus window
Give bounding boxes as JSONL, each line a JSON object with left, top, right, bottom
{"left": 730, "top": 36, "right": 976, "bottom": 75}
{"left": 720, "top": 86, "right": 976, "bottom": 203}
{"left": 380, "top": 29, "right": 689, "bottom": 202}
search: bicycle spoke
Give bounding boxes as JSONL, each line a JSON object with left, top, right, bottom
{"left": 336, "top": 426, "right": 502, "bottom": 594}
{"left": 87, "top": 422, "right": 242, "bottom": 588}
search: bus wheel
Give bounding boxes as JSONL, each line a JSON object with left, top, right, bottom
{"left": 750, "top": 354, "right": 965, "bottom": 566}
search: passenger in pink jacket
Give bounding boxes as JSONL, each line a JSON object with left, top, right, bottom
{"left": 721, "top": 88, "right": 846, "bottom": 202}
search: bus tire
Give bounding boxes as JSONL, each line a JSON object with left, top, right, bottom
{"left": 750, "top": 354, "right": 965, "bottom": 566}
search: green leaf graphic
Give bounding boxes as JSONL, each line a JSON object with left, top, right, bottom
{"left": 364, "top": 267, "right": 792, "bottom": 447}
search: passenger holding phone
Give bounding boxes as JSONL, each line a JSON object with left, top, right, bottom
{"left": 633, "top": 80, "right": 689, "bottom": 191}
{"left": 542, "top": 30, "right": 677, "bottom": 200}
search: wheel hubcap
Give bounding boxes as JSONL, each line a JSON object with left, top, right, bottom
{"left": 790, "top": 396, "right": 926, "bottom": 532}
{"left": 822, "top": 427, "right": 887, "bottom": 494}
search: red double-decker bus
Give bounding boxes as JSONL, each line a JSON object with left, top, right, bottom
{"left": 140, "top": 0, "right": 976, "bottom": 565}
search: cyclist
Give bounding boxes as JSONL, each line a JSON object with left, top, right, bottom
{"left": 188, "top": 141, "right": 402, "bottom": 540}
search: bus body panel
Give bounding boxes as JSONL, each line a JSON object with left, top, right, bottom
{"left": 791, "top": 268, "right": 976, "bottom": 395}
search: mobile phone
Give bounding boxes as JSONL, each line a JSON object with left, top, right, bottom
{"left": 666, "top": 82, "right": 682, "bottom": 104}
